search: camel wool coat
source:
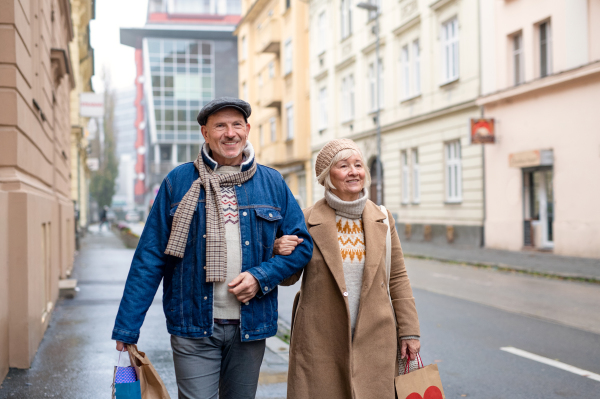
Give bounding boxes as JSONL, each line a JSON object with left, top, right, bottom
{"left": 283, "top": 198, "right": 421, "bottom": 399}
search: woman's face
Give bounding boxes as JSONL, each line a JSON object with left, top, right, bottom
{"left": 329, "top": 152, "right": 365, "bottom": 201}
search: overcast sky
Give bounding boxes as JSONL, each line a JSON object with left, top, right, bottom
{"left": 90, "top": 0, "right": 149, "bottom": 93}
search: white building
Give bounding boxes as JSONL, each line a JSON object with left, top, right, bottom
{"left": 309, "top": 0, "right": 484, "bottom": 245}
{"left": 113, "top": 89, "right": 137, "bottom": 212}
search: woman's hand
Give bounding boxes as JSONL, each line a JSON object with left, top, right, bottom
{"left": 116, "top": 341, "right": 128, "bottom": 351}
{"left": 273, "top": 235, "right": 304, "bottom": 256}
{"left": 401, "top": 339, "right": 420, "bottom": 361}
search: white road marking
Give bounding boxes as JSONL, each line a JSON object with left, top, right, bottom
{"left": 501, "top": 347, "right": 600, "bottom": 382}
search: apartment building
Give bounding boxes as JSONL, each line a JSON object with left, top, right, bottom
{"left": 479, "top": 0, "right": 600, "bottom": 257}
{"left": 309, "top": 0, "right": 483, "bottom": 244}
{"left": 0, "top": 0, "right": 95, "bottom": 380}
{"left": 120, "top": 0, "right": 241, "bottom": 209}
{"left": 235, "top": 0, "right": 312, "bottom": 207}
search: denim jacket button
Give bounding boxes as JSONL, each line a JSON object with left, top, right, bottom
{"left": 264, "top": 286, "right": 269, "bottom": 291}
{"left": 245, "top": 241, "right": 249, "bottom": 245}
{"left": 204, "top": 296, "right": 207, "bottom": 300}
{"left": 203, "top": 234, "right": 206, "bottom": 238}
{"left": 245, "top": 334, "right": 249, "bottom": 339}
{"left": 244, "top": 302, "right": 249, "bottom": 305}
{"left": 269, "top": 213, "right": 273, "bottom": 218}
{"left": 238, "top": 184, "right": 242, "bottom": 187}
{"left": 204, "top": 331, "right": 207, "bottom": 335}
{"left": 243, "top": 212, "right": 247, "bottom": 216}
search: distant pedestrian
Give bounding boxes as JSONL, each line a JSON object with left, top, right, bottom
{"left": 274, "top": 139, "right": 421, "bottom": 398}
{"left": 112, "top": 98, "right": 313, "bottom": 399}
{"left": 99, "top": 206, "right": 108, "bottom": 231}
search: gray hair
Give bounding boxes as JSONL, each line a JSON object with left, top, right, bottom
{"left": 317, "top": 148, "right": 371, "bottom": 191}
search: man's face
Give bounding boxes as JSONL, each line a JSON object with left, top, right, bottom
{"left": 201, "top": 107, "right": 250, "bottom": 166}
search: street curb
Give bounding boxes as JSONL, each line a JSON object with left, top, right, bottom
{"left": 404, "top": 253, "right": 600, "bottom": 284}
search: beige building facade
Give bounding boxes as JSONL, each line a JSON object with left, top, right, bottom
{"left": 0, "top": 0, "right": 93, "bottom": 380}
{"left": 479, "top": 0, "right": 600, "bottom": 258}
{"left": 235, "top": 0, "right": 312, "bottom": 208}
{"left": 309, "top": 0, "right": 483, "bottom": 244}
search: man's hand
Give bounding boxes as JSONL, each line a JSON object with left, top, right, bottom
{"left": 116, "top": 341, "right": 128, "bottom": 351}
{"left": 228, "top": 272, "right": 260, "bottom": 303}
{"left": 273, "top": 235, "right": 304, "bottom": 256}
{"left": 400, "top": 339, "right": 421, "bottom": 361}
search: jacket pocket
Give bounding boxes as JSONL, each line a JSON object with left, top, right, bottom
{"left": 254, "top": 208, "right": 282, "bottom": 251}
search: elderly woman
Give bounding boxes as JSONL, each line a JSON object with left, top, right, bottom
{"left": 276, "top": 139, "right": 421, "bottom": 398}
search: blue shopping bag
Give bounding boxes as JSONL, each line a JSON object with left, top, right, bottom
{"left": 115, "top": 380, "right": 142, "bottom": 398}
{"left": 112, "top": 349, "right": 142, "bottom": 399}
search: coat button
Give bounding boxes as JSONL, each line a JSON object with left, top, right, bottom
{"left": 204, "top": 296, "right": 207, "bottom": 300}
{"left": 243, "top": 211, "right": 247, "bottom": 216}
{"left": 245, "top": 241, "right": 250, "bottom": 245}
{"left": 245, "top": 302, "right": 249, "bottom": 305}
{"left": 245, "top": 334, "right": 249, "bottom": 339}
{"left": 203, "top": 234, "right": 206, "bottom": 238}
{"left": 204, "top": 331, "right": 207, "bottom": 335}
{"left": 269, "top": 213, "right": 273, "bottom": 218}
{"left": 343, "top": 292, "right": 348, "bottom": 297}
{"left": 238, "top": 184, "right": 242, "bottom": 187}
{"left": 264, "top": 286, "right": 269, "bottom": 291}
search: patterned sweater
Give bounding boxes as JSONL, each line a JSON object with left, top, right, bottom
{"left": 337, "top": 216, "right": 366, "bottom": 337}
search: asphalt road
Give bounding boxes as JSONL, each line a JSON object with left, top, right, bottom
{"left": 277, "top": 258, "right": 600, "bottom": 398}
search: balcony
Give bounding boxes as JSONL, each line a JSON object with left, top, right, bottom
{"left": 259, "top": 76, "right": 282, "bottom": 109}
{"left": 258, "top": 18, "right": 281, "bottom": 54}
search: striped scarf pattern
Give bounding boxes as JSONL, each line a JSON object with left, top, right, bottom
{"left": 164, "top": 144, "right": 256, "bottom": 282}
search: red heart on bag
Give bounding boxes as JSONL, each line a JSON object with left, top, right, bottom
{"left": 406, "top": 386, "right": 444, "bottom": 399}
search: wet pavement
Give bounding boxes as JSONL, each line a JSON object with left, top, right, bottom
{"left": 0, "top": 226, "right": 289, "bottom": 398}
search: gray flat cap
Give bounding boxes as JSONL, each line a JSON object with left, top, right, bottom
{"left": 196, "top": 97, "right": 251, "bottom": 126}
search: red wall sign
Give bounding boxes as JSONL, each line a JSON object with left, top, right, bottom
{"left": 470, "top": 118, "right": 495, "bottom": 144}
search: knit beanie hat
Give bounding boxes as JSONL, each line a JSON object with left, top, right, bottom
{"left": 315, "top": 139, "right": 362, "bottom": 182}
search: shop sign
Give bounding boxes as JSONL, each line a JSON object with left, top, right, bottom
{"left": 470, "top": 118, "right": 495, "bottom": 144}
{"left": 509, "top": 149, "right": 553, "bottom": 168}
{"left": 79, "top": 93, "right": 104, "bottom": 117}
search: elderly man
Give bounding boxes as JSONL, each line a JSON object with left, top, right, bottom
{"left": 112, "top": 98, "right": 313, "bottom": 399}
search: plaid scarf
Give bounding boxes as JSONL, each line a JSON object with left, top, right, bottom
{"left": 164, "top": 143, "right": 257, "bottom": 282}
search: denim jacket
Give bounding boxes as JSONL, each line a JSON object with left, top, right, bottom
{"left": 112, "top": 151, "right": 313, "bottom": 343}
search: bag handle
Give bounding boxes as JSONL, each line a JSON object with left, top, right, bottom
{"left": 403, "top": 353, "right": 424, "bottom": 374}
{"left": 117, "top": 348, "right": 130, "bottom": 368}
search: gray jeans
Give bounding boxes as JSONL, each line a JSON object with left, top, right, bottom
{"left": 170, "top": 324, "right": 266, "bottom": 399}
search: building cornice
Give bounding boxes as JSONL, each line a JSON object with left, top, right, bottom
{"left": 478, "top": 61, "right": 600, "bottom": 106}
{"left": 234, "top": 0, "right": 271, "bottom": 34}
{"left": 335, "top": 55, "right": 356, "bottom": 72}
{"left": 344, "top": 100, "right": 478, "bottom": 144}
{"left": 392, "top": 15, "right": 421, "bottom": 36}
{"left": 429, "top": 0, "right": 456, "bottom": 12}
{"left": 361, "top": 37, "right": 386, "bottom": 55}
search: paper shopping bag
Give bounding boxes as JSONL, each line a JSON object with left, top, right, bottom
{"left": 115, "top": 381, "right": 142, "bottom": 399}
{"left": 395, "top": 355, "right": 445, "bottom": 399}
{"left": 127, "top": 345, "right": 171, "bottom": 399}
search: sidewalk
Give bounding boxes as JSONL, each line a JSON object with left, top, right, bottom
{"left": 0, "top": 227, "right": 288, "bottom": 398}
{"left": 401, "top": 241, "right": 600, "bottom": 281}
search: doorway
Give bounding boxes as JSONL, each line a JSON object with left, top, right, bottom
{"left": 523, "top": 168, "right": 554, "bottom": 249}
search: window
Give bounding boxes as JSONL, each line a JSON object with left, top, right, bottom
{"left": 268, "top": 61, "right": 274, "bottom": 78}
{"left": 286, "top": 104, "right": 294, "bottom": 140}
{"left": 413, "top": 39, "right": 421, "bottom": 95}
{"left": 441, "top": 17, "right": 459, "bottom": 84}
{"left": 241, "top": 36, "right": 247, "bottom": 60}
{"left": 341, "top": 74, "right": 355, "bottom": 122}
{"left": 368, "top": 60, "right": 383, "bottom": 112}
{"left": 318, "top": 87, "right": 328, "bottom": 131}
{"left": 259, "top": 124, "right": 264, "bottom": 146}
{"left": 242, "top": 82, "right": 248, "bottom": 101}
{"left": 146, "top": 38, "right": 212, "bottom": 142}
{"left": 258, "top": 73, "right": 263, "bottom": 87}
{"left": 341, "top": 0, "right": 352, "bottom": 40}
{"left": 270, "top": 117, "right": 276, "bottom": 142}
{"left": 401, "top": 151, "right": 410, "bottom": 204}
{"left": 401, "top": 45, "right": 410, "bottom": 99}
{"left": 286, "top": 0, "right": 291, "bottom": 10}
{"left": 412, "top": 149, "right": 420, "bottom": 203}
{"left": 539, "top": 21, "right": 552, "bottom": 78}
{"left": 445, "top": 141, "right": 462, "bottom": 202}
{"left": 513, "top": 32, "right": 524, "bottom": 85}
{"left": 318, "top": 11, "right": 327, "bottom": 54}
{"left": 159, "top": 144, "right": 172, "bottom": 163}
{"left": 284, "top": 39, "right": 293, "bottom": 75}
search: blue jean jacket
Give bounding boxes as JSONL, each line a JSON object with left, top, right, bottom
{"left": 111, "top": 155, "right": 313, "bottom": 344}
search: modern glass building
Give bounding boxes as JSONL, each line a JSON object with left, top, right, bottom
{"left": 120, "top": 0, "right": 241, "bottom": 207}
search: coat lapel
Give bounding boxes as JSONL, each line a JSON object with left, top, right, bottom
{"left": 307, "top": 199, "right": 347, "bottom": 293}
{"left": 360, "top": 202, "right": 388, "bottom": 297}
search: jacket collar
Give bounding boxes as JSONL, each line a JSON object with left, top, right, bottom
{"left": 307, "top": 198, "right": 388, "bottom": 299}
{"left": 200, "top": 142, "right": 255, "bottom": 173}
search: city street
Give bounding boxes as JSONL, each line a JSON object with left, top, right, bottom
{"left": 1, "top": 227, "right": 599, "bottom": 398}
